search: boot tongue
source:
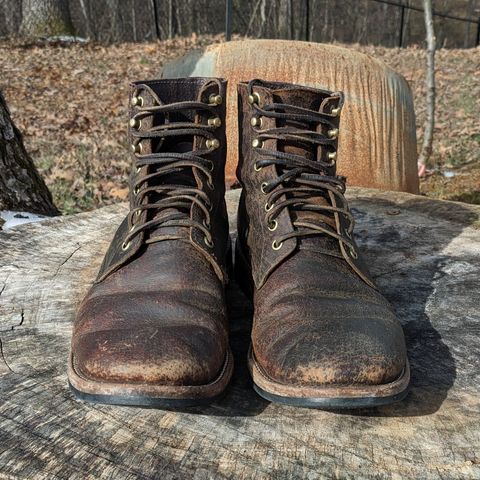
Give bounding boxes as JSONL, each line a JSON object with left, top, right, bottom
{"left": 271, "top": 87, "right": 337, "bottom": 233}
{"left": 146, "top": 87, "right": 202, "bottom": 240}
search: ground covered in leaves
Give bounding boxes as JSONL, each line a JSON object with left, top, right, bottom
{"left": 0, "top": 36, "right": 479, "bottom": 213}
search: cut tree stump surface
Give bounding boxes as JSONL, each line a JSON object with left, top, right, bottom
{"left": 0, "top": 188, "right": 479, "bottom": 479}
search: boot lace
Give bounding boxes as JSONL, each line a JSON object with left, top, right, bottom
{"left": 247, "top": 79, "right": 357, "bottom": 256}
{"left": 121, "top": 80, "right": 222, "bottom": 251}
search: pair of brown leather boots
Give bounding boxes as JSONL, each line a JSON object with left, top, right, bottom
{"left": 68, "top": 77, "right": 409, "bottom": 409}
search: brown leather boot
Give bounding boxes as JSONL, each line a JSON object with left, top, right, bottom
{"left": 235, "top": 79, "right": 409, "bottom": 408}
{"left": 68, "top": 78, "right": 233, "bottom": 407}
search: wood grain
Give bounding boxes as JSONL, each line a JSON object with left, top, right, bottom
{"left": 162, "top": 40, "right": 419, "bottom": 194}
{"left": 1, "top": 188, "right": 479, "bottom": 479}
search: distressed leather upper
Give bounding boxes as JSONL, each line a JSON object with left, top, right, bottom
{"left": 236, "top": 80, "right": 407, "bottom": 387}
{"left": 71, "top": 78, "right": 230, "bottom": 387}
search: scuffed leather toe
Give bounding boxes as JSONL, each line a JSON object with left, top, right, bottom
{"left": 253, "top": 312, "right": 406, "bottom": 387}
{"left": 74, "top": 324, "right": 226, "bottom": 386}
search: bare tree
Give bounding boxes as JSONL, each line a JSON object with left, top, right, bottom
{"left": 418, "top": 0, "right": 436, "bottom": 176}
{"left": 20, "top": 0, "right": 74, "bottom": 37}
{"left": 0, "top": 91, "right": 59, "bottom": 216}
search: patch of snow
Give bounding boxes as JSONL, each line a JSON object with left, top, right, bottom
{"left": 0, "top": 211, "right": 48, "bottom": 230}
{"left": 45, "top": 35, "right": 89, "bottom": 43}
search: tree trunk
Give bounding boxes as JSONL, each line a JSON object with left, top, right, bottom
{"left": 0, "top": 91, "right": 59, "bottom": 216}
{"left": 418, "top": 0, "right": 436, "bottom": 174}
{"left": 20, "top": 0, "right": 74, "bottom": 38}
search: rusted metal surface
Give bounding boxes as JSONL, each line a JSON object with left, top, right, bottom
{"left": 162, "top": 40, "right": 419, "bottom": 193}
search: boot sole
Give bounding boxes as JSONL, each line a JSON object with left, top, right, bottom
{"left": 248, "top": 346, "right": 410, "bottom": 409}
{"left": 234, "top": 240, "right": 410, "bottom": 409}
{"left": 67, "top": 348, "right": 234, "bottom": 408}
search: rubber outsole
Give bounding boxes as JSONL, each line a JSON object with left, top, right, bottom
{"left": 69, "top": 382, "right": 225, "bottom": 408}
{"left": 252, "top": 380, "right": 409, "bottom": 409}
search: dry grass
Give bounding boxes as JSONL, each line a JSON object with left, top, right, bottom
{"left": 1, "top": 37, "right": 479, "bottom": 213}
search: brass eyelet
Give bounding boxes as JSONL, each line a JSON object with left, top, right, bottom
{"left": 131, "top": 96, "right": 143, "bottom": 107}
{"left": 131, "top": 143, "right": 142, "bottom": 154}
{"left": 349, "top": 247, "right": 358, "bottom": 259}
{"left": 331, "top": 107, "right": 340, "bottom": 116}
{"left": 209, "top": 94, "right": 223, "bottom": 106}
{"left": 252, "top": 138, "right": 263, "bottom": 148}
{"left": 268, "top": 220, "right": 278, "bottom": 232}
{"left": 253, "top": 162, "right": 262, "bottom": 172}
{"left": 121, "top": 240, "right": 131, "bottom": 251}
{"left": 250, "top": 116, "right": 262, "bottom": 128}
{"left": 248, "top": 92, "right": 261, "bottom": 105}
{"left": 208, "top": 117, "right": 222, "bottom": 127}
{"left": 134, "top": 209, "right": 141, "bottom": 217}
{"left": 327, "top": 128, "right": 339, "bottom": 139}
{"left": 136, "top": 165, "right": 142, "bottom": 173}
{"left": 204, "top": 236, "right": 214, "bottom": 248}
{"left": 206, "top": 138, "right": 220, "bottom": 150}
{"left": 328, "top": 151, "right": 337, "bottom": 161}
{"left": 272, "top": 240, "right": 283, "bottom": 251}
{"left": 265, "top": 202, "right": 273, "bottom": 212}
{"left": 261, "top": 182, "right": 268, "bottom": 194}
{"left": 129, "top": 118, "right": 141, "bottom": 129}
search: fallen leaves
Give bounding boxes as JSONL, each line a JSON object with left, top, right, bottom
{"left": 0, "top": 37, "right": 478, "bottom": 212}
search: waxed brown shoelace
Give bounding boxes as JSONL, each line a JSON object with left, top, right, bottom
{"left": 247, "top": 79, "right": 356, "bottom": 252}
{"left": 122, "top": 82, "right": 222, "bottom": 250}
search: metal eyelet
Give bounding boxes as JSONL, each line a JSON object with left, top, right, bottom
{"left": 328, "top": 151, "right": 337, "bottom": 161}
{"left": 261, "top": 182, "right": 268, "bottom": 194}
{"left": 208, "top": 117, "right": 222, "bottom": 127}
{"left": 248, "top": 92, "right": 260, "bottom": 105}
{"left": 330, "top": 107, "right": 340, "bottom": 116}
{"left": 131, "top": 143, "right": 142, "bottom": 154}
{"left": 129, "top": 118, "right": 141, "bottom": 129}
{"left": 131, "top": 96, "right": 143, "bottom": 107}
{"left": 134, "top": 209, "right": 141, "bottom": 217}
{"left": 135, "top": 165, "right": 142, "bottom": 173}
{"left": 204, "top": 236, "right": 214, "bottom": 248}
{"left": 206, "top": 138, "right": 220, "bottom": 150}
{"left": 121, "top": 240, "right": 131, "bottom": 251}
{"left": 133, "top": 186, "right": 139, "bottom": 195}
{"left": 268, "top": 220, "right": 278, "bottom": 232}
{"left": 250, "top": 116, "right": 262, "bottom": 128}
{"left": 272, "top": 240, "right": 283, "bottom": 250}
{"left": 327, "top": 128, "right": 339, "bottom": 139}
{"left": 253, "top": 162, "right": 262, "bottom": 172}
{"left": 209, "top": 94, "right": 222, "bottom": 106}
{"left": 349, "top": 247, "right": 358, "bottom": 259}
{"left": 252, "top": 138, "right": 263, "bottom": 148}
{"left": 265, "top": 202, "right": 273, "bottom": 212}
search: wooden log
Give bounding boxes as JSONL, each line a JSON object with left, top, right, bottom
{"left": 0, "top": 188, "right": 479, "bottom": 479}
{"left": 162, "top": 40, "right": 420, "bottom": 194}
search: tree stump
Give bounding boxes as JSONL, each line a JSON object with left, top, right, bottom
{"left": 162, "top": 40, "right": 419, "bottom": 194}
{"left": 0, "top": 90, "right": 58, "bottom": 216}
{"left": 1, "top": 189, "right": 479, "bottom": 479}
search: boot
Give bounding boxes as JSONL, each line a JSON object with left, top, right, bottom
{"left": 68, "top": 77, "right": 233, "bottom": 407}
{"left": 235, "top": 79, "right": 409, "bottom": 408}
